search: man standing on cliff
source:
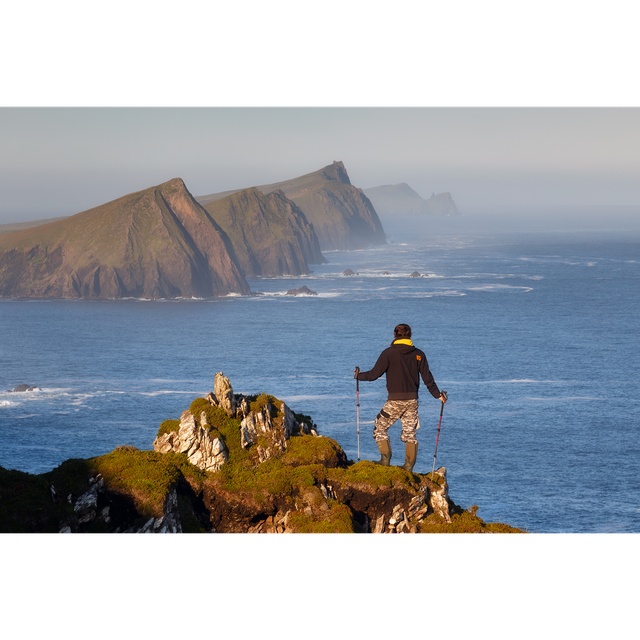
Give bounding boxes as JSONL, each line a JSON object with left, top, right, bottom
{"left": 354, "top": 323, "right": 446, "bottom": 473}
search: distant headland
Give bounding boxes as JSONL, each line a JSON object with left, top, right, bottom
{"left": 0, "top": 162, "right": 385, "bottom": 300}
{"left": 363, "top": 183, "right": 461, "bottom": 216}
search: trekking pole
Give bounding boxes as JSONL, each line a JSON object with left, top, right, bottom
{"left": 356, "top": 374, "right": 360, "bottom": 462}
{"left": 431, "top": 391, "right": 447, "bottom": 482}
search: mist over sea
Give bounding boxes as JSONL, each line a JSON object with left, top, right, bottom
{"left": 2, "top": 209, "right": 639, "bottom": 533}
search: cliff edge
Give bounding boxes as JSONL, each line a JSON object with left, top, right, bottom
{"left": 0, "top": 374, "right": 524, "bottom": 534}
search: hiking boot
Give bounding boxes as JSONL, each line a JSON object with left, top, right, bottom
{"left": 400, "top": 442, "right": 418, "bottom": 473}
{"left": 373, "top": 439, "right": 392, "bottom": 466}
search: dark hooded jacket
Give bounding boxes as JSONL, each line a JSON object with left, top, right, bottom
{"left": 357, "top": 340, "right": 441, "bottom": 401}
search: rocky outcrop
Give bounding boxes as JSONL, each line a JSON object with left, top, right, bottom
{"left": 286, "top": 285, "right": 317, "bottom": 296}
{"left": 5, "top": 384, "right": 40, "bottom": 392}
{"left": 154, "top": 373, "right": 317, "bottom": 470}
{"left": 203, "top": 188, "right": 326, "bottom": 277}
{"left": 153, "top": 410, "right": 229, "bottom": 473}
{"left": 212, "top": 372, "right": 236, "bottom": 417}
{"left": 239, "top": 398, "right": 308, "bottom": 463}
{"left": 364, "top": 183, "right": 461, "bottom": 216}
{"left": 0, "top": 178, "right": 251, "bottom": 299}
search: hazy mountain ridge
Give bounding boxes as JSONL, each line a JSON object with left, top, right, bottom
{"left": 364, "top": 183, "right": 461, "bottom": 216}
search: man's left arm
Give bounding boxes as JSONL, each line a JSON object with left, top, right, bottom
{"left": 419, "top": 352, "right": 442, "bottom": 400}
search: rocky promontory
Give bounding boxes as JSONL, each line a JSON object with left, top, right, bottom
{"left": 0, "top": 178, "right": 250, "bottom": 299}
{"left": 0, "top": 374, "right": 524, "bottom": 534}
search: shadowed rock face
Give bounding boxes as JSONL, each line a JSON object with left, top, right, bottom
{"left": 257, "top": 162, "right": 386, "bottom": 251}
{"left": 0, "top": 178, "right": 251, "bottom": 299}
{"left": 203, "top": 187, "right": 326, "bottom": 277}
{"left": 197, "top": 161, "right": 387, "bottom": 252}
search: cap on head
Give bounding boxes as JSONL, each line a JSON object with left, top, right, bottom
{"left": 394, "top": 324, "right": 412, "bottom": 339}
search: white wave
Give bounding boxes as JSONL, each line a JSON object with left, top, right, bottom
{"left": 1, "top": 400, "right": 15, "bottom": 407}
{"left": 525, "top": 396, "right": 601, "bottom": 402}
{"left": 137, "top": 390, "right": 204, "bottom": 397}
{"left": 280, "top": 395, "right": 350, "bottom": 402}
{"left": 248, "top": 291, "right": 342, "bottom": 299}
{"left": 468, "top": 284, "right": 533, "bottom": 292}
{"left": 452, "top": 379, "right": 566, "bottom": 384}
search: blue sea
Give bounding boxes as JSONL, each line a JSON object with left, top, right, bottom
{"left": 2, "top": 210, "right": 639, "bottom": 533}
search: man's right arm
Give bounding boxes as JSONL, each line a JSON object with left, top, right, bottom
{"left": 355, "top": 350, "right": 389, "bottom": 382}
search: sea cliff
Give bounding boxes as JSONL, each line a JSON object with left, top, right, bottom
{"left": 197, "top": 161, "right": 387, "bottom": 252}
{"left": 0, "top": 178, "right": 250, "bottom": 299}
{"left": 0, "top": 162, "right": 390, "bottom": 298}
{"left": 203, "top": 187, "right": 326, "bottom": 277}
{"left": 0, "top": 374, "right": 524, "bottom": 534}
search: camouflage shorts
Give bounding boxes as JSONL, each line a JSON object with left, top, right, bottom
{"left": 373, "top": 399, "right": 420, "bottom": 444}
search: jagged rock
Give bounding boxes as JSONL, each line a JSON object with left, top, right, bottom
{"left": 72, "top": 474, "right": 106, "bottom": 524}
{"left": 235, "top": 396, "right": 250, "bottom": 420}
{"left": 214, "top": 372, "right": 236, "bottom": 417}
{"left": 6, "top": 384, "right": 40, "bottom": 393}
{"left": 240, "top": 398, "right": 300, "bottom": 463}
{"left": 60, "top": 472, "right": 186, "bottom": 533}
{"left": 409, "top": 271, "right": 422, "bottom": 278}
{"left": 130, "top": 489, "right": 182, "bottom": 533}
{"left": 428, "top": 467, "right": 453, "bottom": 523}
{"left": 342, "top": 269, "right": 358, "bottom": 276}
{"left": 286, "top": 285, "right": 317, "bottom": 296}
{"left": 153, "top": 410, "right": 228, "bottom": 472}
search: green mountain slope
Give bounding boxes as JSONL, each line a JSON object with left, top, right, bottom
{"left": 0, "top": 178, "right": 251, "bottom": 299}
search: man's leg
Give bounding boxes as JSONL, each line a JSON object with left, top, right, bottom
{"left": 399, "top": 400, "right": 420, "bottom": 472}
{"left": 373, "top": 401, "right": 408, "bottom": 466}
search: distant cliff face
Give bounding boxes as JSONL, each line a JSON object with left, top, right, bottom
{"left": 0, "top": 178, "right": 251, "bottom": 299}
{"left": 259, "top": 162, "right": 387, "bottom": 251}
{"left": 197, "top": 161, "right": 387, "bottom": 252}
{"left": 364, "top": 183, "right": 461, "bottom": 216}
{"left": 203, "top": 187, "right": 326, "bottom": 277}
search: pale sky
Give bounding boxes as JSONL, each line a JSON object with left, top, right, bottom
{"left": 1, "top": 107, "right": 639, "bottom": 224}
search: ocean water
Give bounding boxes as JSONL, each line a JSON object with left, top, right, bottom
{"left": 1, "top": 211, "right": 639, "bottom": 533}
